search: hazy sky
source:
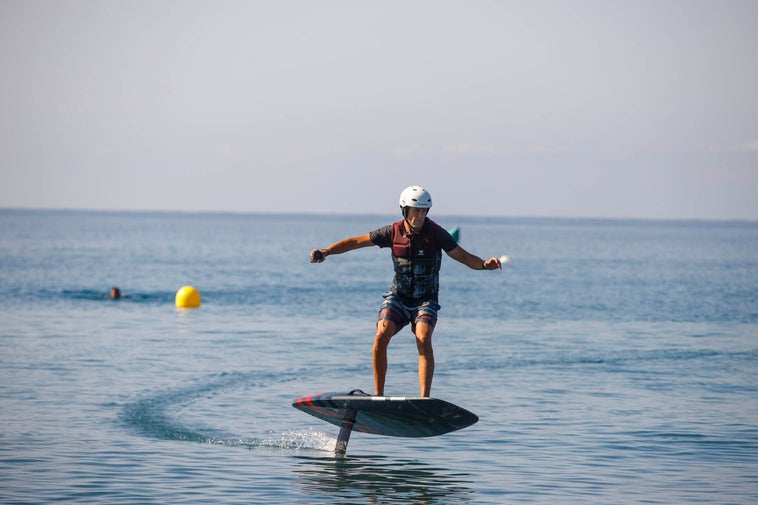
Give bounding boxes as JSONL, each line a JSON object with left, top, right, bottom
{"left": 1, "top": 0, "right": 756, "bottom": 219}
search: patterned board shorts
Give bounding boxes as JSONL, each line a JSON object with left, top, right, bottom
{"left": 377, "top": 292, "right": 441, "bottom": 331}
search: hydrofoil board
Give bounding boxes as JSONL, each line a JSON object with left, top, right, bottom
{"left": 292, "top": 389, "right": 478, "bottom": 454}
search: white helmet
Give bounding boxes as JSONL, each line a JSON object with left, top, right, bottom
{"left": 398, "top": 185, "right": 432, "bottom": 213}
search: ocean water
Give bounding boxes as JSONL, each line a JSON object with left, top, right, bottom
{"left": 0, "top": 209, "right": 756, "bottom": 504}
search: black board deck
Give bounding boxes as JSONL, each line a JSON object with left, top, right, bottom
{"left": 292, "top": 390, "right": 478, "bottom": 438}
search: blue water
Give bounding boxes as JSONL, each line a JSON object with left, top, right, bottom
{"left": 1, "top": 210, "right": 756, "bottom": 504}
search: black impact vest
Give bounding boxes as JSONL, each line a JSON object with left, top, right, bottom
{"left": 389, "top": 219, "right": 443, "bottom": 304}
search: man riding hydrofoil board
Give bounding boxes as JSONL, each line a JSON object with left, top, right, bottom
{"left": 310, "top": 185, "right": 502, "bottom": 397}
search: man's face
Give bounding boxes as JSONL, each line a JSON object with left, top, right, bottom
{"left": 405, "top": 207, "right": 429, "bottom": 231}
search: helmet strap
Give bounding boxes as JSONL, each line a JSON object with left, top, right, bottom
{"left": 405, "top": 217, "right": 415, "bottom": 234}
{"left": 402, "top": 207, "right": 414, "bottom": 234}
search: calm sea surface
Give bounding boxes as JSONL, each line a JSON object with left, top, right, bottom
{"left": 1, "top": 210, "right": 756, "bottom": 504}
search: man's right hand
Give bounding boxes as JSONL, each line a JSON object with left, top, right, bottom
{"left": 310, "top": 249, "right": 325, "bottom": 263}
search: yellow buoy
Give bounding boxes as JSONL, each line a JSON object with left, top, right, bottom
{"left": 175, "top": 286, "right": 201, "bottom": 308}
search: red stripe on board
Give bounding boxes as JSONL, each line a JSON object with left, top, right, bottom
{"left": 296, "top": 392, "right": 326, "bottom": 408}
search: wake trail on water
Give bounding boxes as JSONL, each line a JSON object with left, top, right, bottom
{"left": 119, "top": 367, "right": 362, "bottom": 453}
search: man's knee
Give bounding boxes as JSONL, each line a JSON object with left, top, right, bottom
{"left": 414, "top": 323, "right": 434, "bottom": 353}
{"left": 374, "top": 319, "right": 396, "bottom": 348}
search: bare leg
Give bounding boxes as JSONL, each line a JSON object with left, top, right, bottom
{"left": 372, "top": 319, "right": 397, "bottom": 396}
{"left": 414, "top": 322, "right": 435, "bottom": 397}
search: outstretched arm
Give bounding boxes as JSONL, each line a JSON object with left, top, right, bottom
{"left": 310, "top": 233, "right": 374, "bottom": 263}
{"left": 446, "top": 245, "right": 502, "bottom": 270}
